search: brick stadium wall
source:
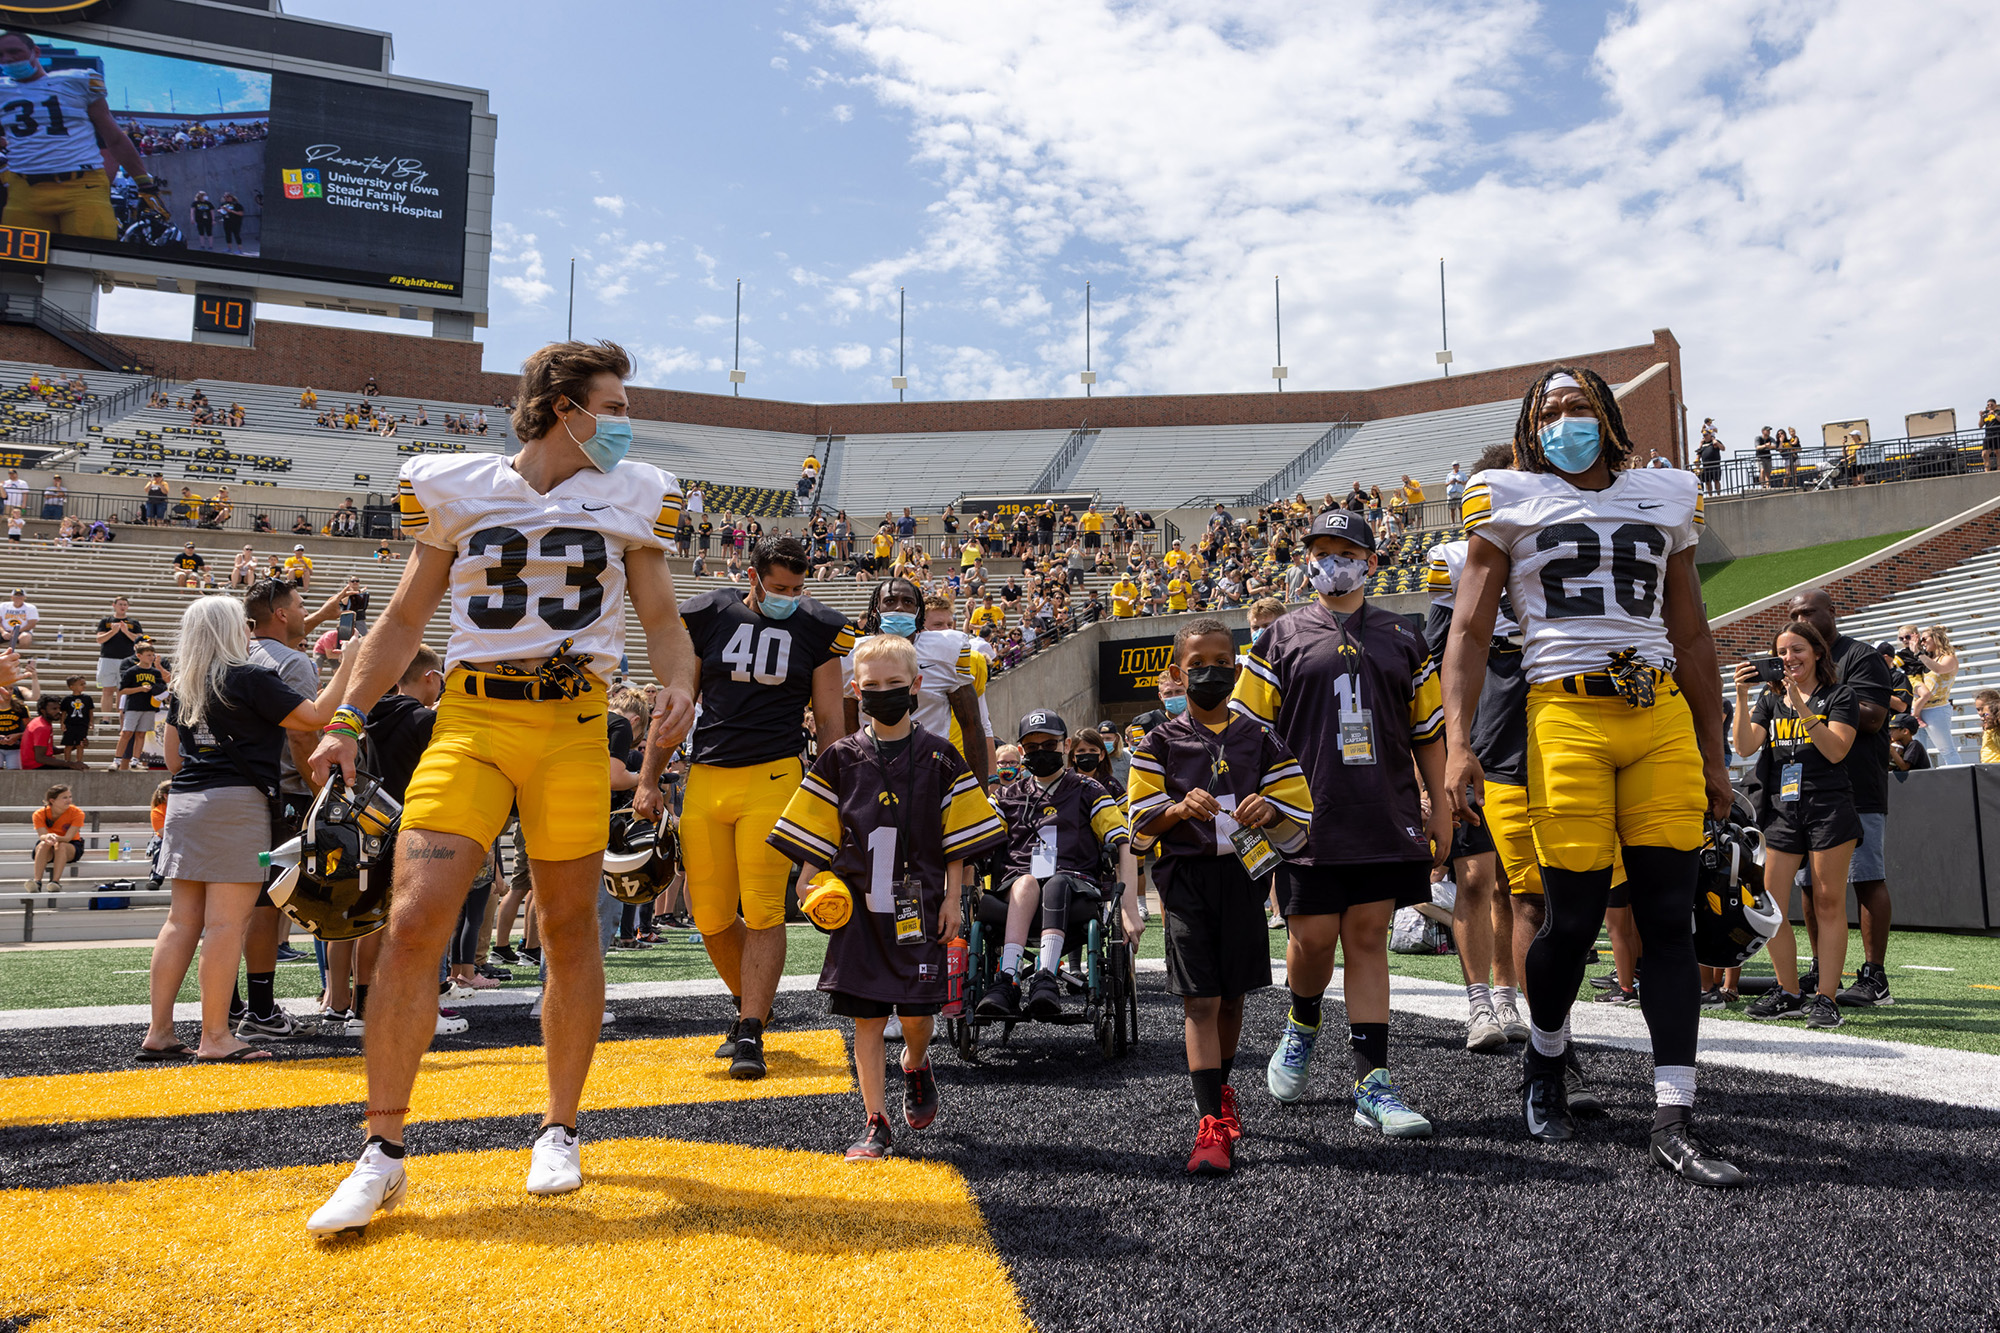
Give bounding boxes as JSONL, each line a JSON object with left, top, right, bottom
{"left": 1712, "top": 500, "right": 2000, "bottom": 659}
{"left": 0, "top": 321, "right": 1683, "bottom": 450}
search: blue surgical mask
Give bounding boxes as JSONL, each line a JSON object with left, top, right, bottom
{"left": 879, "top": 612, "right": 918, "bottom": 638}
{"left": 756, "top": 583, "right": 799, "bottom": 620}
{"left": 1, "top": 61, "right": 38, "bottom": 80}
{"left": 1539, "top": 417, "right": 1602, "bottom": 474}
{"left": 563, "top": 403, "right": 632, "bottom": 472}
{"left": 1163, "top": 694, "right": 1188, "bottom": 716}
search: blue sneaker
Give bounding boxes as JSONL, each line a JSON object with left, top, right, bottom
{"left": 1352, "top": 1068, "right": 1432, "bottom": 1138}
{"left": 1266, "top": 1014, "right": 1319, "bottom": 1104}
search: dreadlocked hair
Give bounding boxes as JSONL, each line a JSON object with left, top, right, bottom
{"left": 1511, "top": 365, "right": 1636, "bottom": 474}
{"left": 861, "top": 576, "right": 925, "bottom": 636}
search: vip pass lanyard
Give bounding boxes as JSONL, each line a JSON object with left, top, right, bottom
{"left": 1329, "top": 603, "right": 1376, "bottom": 766}
{"left": 1193, "top": 720, "right": 1279, "bottom": 877}
{"left": 868, "top": 729, "right": 926, "bottom": 945}
{"left": 1774, "top": 690, "right": 1815, "bottom": 803}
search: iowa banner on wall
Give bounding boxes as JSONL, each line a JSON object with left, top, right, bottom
{"left": 1098, "top": 627, "right": 1252, "bottom": 703}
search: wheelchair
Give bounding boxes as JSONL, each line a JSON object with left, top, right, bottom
{"left": 947, "top": 849, "right": 1140, "bottom": 1061}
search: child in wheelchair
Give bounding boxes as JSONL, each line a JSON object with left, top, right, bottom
{"left": 1128, "top": 618, "right": 1313, "bottom": 1175}
{"left": 767, "top": 633, "right": 1009, "bottom": 1161}
{"left": 977, "top": 709, "right": 1132, "bottom": 1021}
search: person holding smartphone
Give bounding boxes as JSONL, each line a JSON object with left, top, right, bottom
{"left": 1731, "top": 621, "right": 1859, "bottom": 1029}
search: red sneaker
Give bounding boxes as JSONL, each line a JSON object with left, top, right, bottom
{"left": 1218, "top": 1084, "right": 1243, "bottom": 1142}
{"left": 1186, "top": 1115, "right": 1233, "bottom": 1176}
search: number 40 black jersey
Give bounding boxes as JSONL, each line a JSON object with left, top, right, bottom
{"left": 1460, "top": 466, "right": 1702, "bottom": 685}
{"left": 683, "top": 587, "right": 853, "bottom": 767}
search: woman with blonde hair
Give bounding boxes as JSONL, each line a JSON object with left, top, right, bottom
{"left": 1907, "top": 623, "right": 1963, "bottom": 765}
{"left": 140, "top": 595, "right": 356, "bottom": 1062}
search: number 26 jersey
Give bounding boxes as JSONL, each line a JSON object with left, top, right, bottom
{"left": 398, "top": 453, "right": 683, "bottom": 681}
{"left": 1460, "top": 466, "right": 1702, "bottom": 685}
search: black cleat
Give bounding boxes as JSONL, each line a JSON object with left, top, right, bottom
{"left": 730, "top": 1029, "right": 768, "bottom": 1080}
{"left": 1651, "top": 1112, "right": 1747, "bottom": 1187}
{"left": 491, "top": 944, "right": 522, "bottom": 965}
{"left": 714, "top": 1018, "right": 742, "bottom": 1060}
{"left": 1521, "top": 1048, "right": 1574, "bottom": 1143}
{"left": 1564, "top": 1044, "right": 1606, "bottom": 1118}
{"left": 1024, "top": 970, "right": 1064, "bottom": 1020}
{"left": 975, "top": 974, "right": 1021, "bottom": 1019}
{"left": 902, "top": 1061, "right": 939, "bottom": 1130}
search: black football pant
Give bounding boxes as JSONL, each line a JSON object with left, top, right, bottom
{"left": 1524, "top": 846, "right": 1701, "bottom": 1067}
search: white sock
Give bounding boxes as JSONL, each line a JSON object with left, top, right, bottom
{"left": 1654, "top": 1064, "right": 1697, "bottom": 1108}
{"left": 1561, "top": 1014, "right": 1573, "bottom": 1045}
{"left": 999, "top": 942, "right": 1023, "bottom": 975}
{"left": 1465, "top": 982, "right": 1491, "bottom": 1017}
{"left": 1529, "top": 1023, "right": 1566, "bottom": 1058}
{"left": 1038, "top": 930, "right": 1065, "bottom": 973}
{"left": 1493, "top": 985, "right": 1518, "bottom": 1012}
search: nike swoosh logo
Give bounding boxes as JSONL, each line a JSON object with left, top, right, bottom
{"left": 769, "top": 772, "right": 786, "bottom": 780}
{"left": 577, "top": 714, "right": 601, "bottom": 724}
{"left": 1637, "top": 502, "right": 1662, "bottom": 510}
{"left": 1525, "top": 1102, "right": 1546, "bottom": 1135}
{"left": 581, "top": 503, "right": 610, "bottom": 512}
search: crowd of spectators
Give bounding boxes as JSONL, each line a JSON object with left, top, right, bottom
{"left": 117, "top": 117, "right": 268, "bottom": 155}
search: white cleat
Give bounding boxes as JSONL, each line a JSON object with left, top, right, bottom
{"left": 306, "top": 1141, "right": 408, "bottom": 1238}
{"left": 525, "top": 1124, "right": 583, "bottom": 1195}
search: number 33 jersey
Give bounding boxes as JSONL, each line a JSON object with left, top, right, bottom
{"left": 1461, "top": 466, "right": 1702, "bottom": 685}
{"left": 681, "top": 587, "right": 854, "bottom": 767}
{"left": 398, "top": 453, "right": 683, "bottom": 681}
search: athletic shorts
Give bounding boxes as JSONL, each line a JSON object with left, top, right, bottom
{"left": 121, "top": 709, "right": 155, "bottom": 731}
{"left": 96, "top": 657, "right": 122, "bottom": 689}
{"left": 1524, "top": 681, "right": 1705, "bottom": 873}
{"left": 399, "top": 668, "right": 611, "bottom": 862}
{"left": 1082, "top": 531, "right": 1101, "bottom": 548}
{"left": 826, "top": 991, "right": 942, "bottom": 1019}
{"left": 1847, "top": 809, "right": 1887, "bottom": 882}
{"left": 1157, "top": 856, "right": 1273, "bottom": 998}
{"left": 1762, "top": 795, "right": 1862, "bottom": 856}
{"left": 61, "top": 722, "right": 88, "bottom": 748}
{"left": 1450, "top": 816, "right": 1495, "bottom": 862}
{"left": 681, "top": 756, "right": 804, "bottom": 934}
{"left": 1276, "top": 859, "right": 1429, "bottom": 917}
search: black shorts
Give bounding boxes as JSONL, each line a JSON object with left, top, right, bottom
{"left": 60, "top": 723, "right": 88, "bottom": 748}
{"left": 1157, "top": 857, "right": 1273, "bottom": 998}
{"left": 1277, "top": 859, "right": 1430, "bottom": 917}
{"left": 1082, "top": 531, "right": 1100, "bottom": 548}
{"left": 1449, "top": 819, "right": 1495, "bottom": 862}
{"left": 826, "top": 991, "right": 942, "bottom": 1020}
{"left": 1763, "top": 796, "right": 1862, "bottom": 855}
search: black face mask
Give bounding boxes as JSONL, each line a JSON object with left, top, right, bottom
{"left": 1184, "top": 664, "right": 1237, "bottom": 710}
{"left": 859, "top": 687, "right": 914, "bottom": 725}
{"left": 1070, "top": 750, "right": 1102, "bottom": 772}
{"left": 1022, "top": 748, "right": 1065, "bottom": 778}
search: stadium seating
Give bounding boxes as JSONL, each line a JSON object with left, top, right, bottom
{"left": 1297, "top": 398, "right": 1521, "bottom": 499}
{"left": 0, "top": 362, "right": 153, "bottom": 444}
{"left": 1067, "top": 422, "right": 1347, "bottom": 509}
{"left": 815, "top": 430, "right": 1073, "bottom": 515}
{"left": 627, "top": 419, "right": 816, "bottom": 497}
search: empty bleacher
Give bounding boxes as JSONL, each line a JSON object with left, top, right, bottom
{"left": 807, "top": 429, "right": 1074, "bottom": 516}
{"left": 627, "top": 419, "right": 817, "bottom": 497}
{"left": 0, "top": 362, "right": 153, "bottom": 444}
{"left": 1070, "top": 422, "right": 1347, "bottom": 509}
{"left": 1829, "top": 542, "right": 2000, "bottom": 756}
{"left": 1298, "top": 398, "right": 1520, "bottom": 498}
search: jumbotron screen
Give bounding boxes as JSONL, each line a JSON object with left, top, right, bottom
{"left": 0, "top": 27, "right": 471, "bottom": 295}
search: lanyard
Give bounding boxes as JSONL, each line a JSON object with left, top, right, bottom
{"left": 1321, "top": 600, "right": 1369, "bottom": 714}
{"left": 865, "top": 727, "right": 917, "bottom": 878}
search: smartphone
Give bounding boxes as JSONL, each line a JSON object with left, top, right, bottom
{"left": 337, "top": 611, "right": 355, "bottom": 643}
{"left": 1752, "top": 655, "right": 1786, "bottom": 684}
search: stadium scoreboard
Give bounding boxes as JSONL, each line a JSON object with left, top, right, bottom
{"left": 191, "top": 287, "right": 253, "bottom": 346}
{"left": 0, "top": 223, "right": 50, "bottom": 266}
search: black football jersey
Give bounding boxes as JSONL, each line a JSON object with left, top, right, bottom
{"left": 1233, "top": 601, "right": 1443, "bottom": 865}
{"left": 768, "top": 724, "right": 1008, "bottom": 1004}
{"left": 1127, "top": 712, "right": 1312, "bottom": 891}
{"left": 1422, "top": 603, "right": 1528, "bottom": 786}
{"left": 991, "top": 769, "right": 1130, "bottom": 882}
{"left": 682, "top": 587, "right": 853, "bottom": 767}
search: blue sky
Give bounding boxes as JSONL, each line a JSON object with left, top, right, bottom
{"left": 96, "top": 0, "right": 2000, "bottom": 455}
{"left": 28, "top": 35, "right": 268, "bottom": 113}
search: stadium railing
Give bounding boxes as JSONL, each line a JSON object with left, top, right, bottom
{"left": 2, "top": 805, "right": 160, "bottom": 942}
{"left": 0, "top": 374, "right": 172, "bottom": 453}
{"left": 1710, "top": 431, "right": 1998, "bottom": 498}
{"left": 10, "top": 486, "right": 402, "bottom": 539}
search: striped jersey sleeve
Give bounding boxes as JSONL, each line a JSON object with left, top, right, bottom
{"left": 1087, "top": 786, "right": 1131, "bottom": 851}
{"left": 1256, "top": 730, "right": 1314, "bottom": 855}
{"left": 1230, "top": 647, "right": 1284, "bottom": 726}
{"left": 1458, "top": 478, "right": 1492, "bottom": 532}
{"left": 1425, "top": 547, "right": 1453, "bottom": 597}
{"left": 1125, "top": 737, "right": 1170, "bottom": 829}
{"left": 941, "top": 767, "right": 1009, "bottom": 861}
{"left": 1409, "top": 653, "right": 1445, "bottom": 744}
{"left": 653, "top": 476, "right": 686, "bottom": 541}
{"left": 768, "top": 757, "right": 843, "bottom": 868}
{"left": 396, "top": 475, "right": 429, "bottom": 535}
{"left": 1693, "top": 493, "right": 1706, "bottom": 529}
{"left": 829, "top": 621, "right": 857, "bottom": 659}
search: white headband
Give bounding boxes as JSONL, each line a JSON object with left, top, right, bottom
{"left": 1544, "top": 373, "right": 1581, "bottom": 392}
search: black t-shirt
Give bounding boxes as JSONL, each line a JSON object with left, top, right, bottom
{"left": 1751, "top": 681, "right": 1859, "bottom": 810}
{"left": 61, "top": 693, "right": 93, "bottom": 729}
{"left": 1831, "top": 633, "right": 1894, "bottom": 814}
{"left": 364, "top": 692, "right": 437, "bottom": 803}
{"left": 97, "top": 615, "right": 141, "bottom": 660}
{"left": 608, "top": 712, "right": 635, "bottom": 811}
{"left": 120, "top": 663, "right": 167, "bottom": 710}
{"left": 174, "top": 552, "right": 205, "bottom": 572}
{"left": 1892, "top": 734, "right": 1930, "bottom": 777}
{"left": 168, "top": 663, "right": 308, "bottom": 794}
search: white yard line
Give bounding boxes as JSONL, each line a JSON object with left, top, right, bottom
{"left": 7, "top": 963, "right": 1998, "bottom": 1114}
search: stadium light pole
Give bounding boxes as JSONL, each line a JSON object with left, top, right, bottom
{"left": 1080, "top": 281, "right": 1094, "bottom": 397}
{"left": 566, "top": 258, "right": 574, "bottom": 342}
{"left": 1272, "top": 276, "right": 1286, "bottom": 392}
{"left": 730, "top": 278, "right": 745, "bottom": 397}
{"left": 1436, "top": 258, "right": 1453, "bottom": 377}
{"left": 892, "top": 286, "right": 907, "bottom": 402}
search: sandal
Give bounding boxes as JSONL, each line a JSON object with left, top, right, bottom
{"left": 134, "top": 1042, "right": 195, "bottom": 1062}
{"left": 196, "top": 1046, "right": 275, "bottom": 1063}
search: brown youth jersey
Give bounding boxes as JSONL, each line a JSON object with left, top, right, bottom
{"left": 1231, "top": 601, "right": 1443, "bottom": 865}
{"left": 991, "top": 769, "right": 1130, "bottom": 883}
{"left": 1126, "top": 712, "right": 1312, "bottom": 890}
{"left": 768, "top": 724, "right": 1007, "bottom": 1004}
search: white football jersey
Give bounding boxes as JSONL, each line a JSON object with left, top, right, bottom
{"left": 1425, "top": 539, "right": 1519, "bottom": 639}
{"left": 0, "top": 70, "right": 108, "bottom": 175}
{"left": 841, "top": 627, "right": 977, "bottom": 748}
{"left": 398, "top": 453, "right": 682, "bottom": 683}
{"left": 1461, "top": 467, "right": 1702, "bottom": 684}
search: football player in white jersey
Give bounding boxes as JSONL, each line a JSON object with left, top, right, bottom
{"left": 840, "top": 577, "right": 990, "bottom": 786}
{"left": 0, "top": 31, "right": 159, "bottom": 239}
{"left": 1443, "top": 367, "right": 1743, "bottom": 1187}
{"left": 303, "top": 341, "right": 698, "bottom": 1236}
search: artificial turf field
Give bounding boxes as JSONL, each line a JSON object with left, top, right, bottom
{"left": 5, "top": 942, "right": 2000, "bottom": 1332}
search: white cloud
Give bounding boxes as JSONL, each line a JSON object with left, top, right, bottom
{"left": 584, "top": 233, "right": 673, "bottom": 302}
{"left": 816, "top": 0, "right": 2000, "bottom": 440}
{"left": 831, "top": 103, "right": 854, "bottom": 122}
{"left": 632, "top": 344, "right": 709, "bottom": 380}
{"left": 771, "top": 56, "right": 790, "bottom": 71}
{"left": 491, "top": 221, "right": 553, "bottom": 305}
{"left": 592, "top": 195, "right": 627, "bottom": 217}
{"left": 831, "top": 342, "right": 874, "bottom": 370}
{"left": 780, "top": 30, "right": 813, "bottom": 52}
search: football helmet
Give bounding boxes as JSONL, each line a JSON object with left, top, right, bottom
{"left": 603, "top": 812, "right": 676, "bottom": 905}
{"left": 1693, "top": 809, "right": 1781, "bottom": 969}
{"left": 267, "top": 776, "right": 400, "bottom": 942}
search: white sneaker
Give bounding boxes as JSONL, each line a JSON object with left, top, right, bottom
{"left": 306, "top": 1141, "right": 408, "bottom": 1237}
{"left": 884, "top": 1014, "right": 903, "bottom": 1042}
{"left": 436, "top": 1008, "right": 468, "bottom": 1036}
{"left": 525, "top": 1124, "right": 583, "bottom": 1195}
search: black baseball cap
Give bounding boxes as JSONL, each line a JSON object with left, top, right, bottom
{"left": 1018, "top": 709, "right": 1067, "bottom": 740}
{"left": 1876, "top": 641, "right": 1899, "bottom": 656}
{"left": 1306, "top": 508, "right": 1375, "bottom": 553}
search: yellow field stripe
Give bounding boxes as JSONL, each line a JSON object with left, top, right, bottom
{"left": 2, "top": 1031, "right": 851, "bottom": 1129}
{"left": 0, "top": 1137, "right": 1035, "bottom": 1333}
